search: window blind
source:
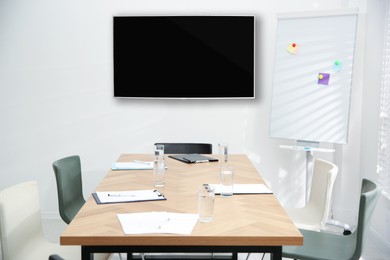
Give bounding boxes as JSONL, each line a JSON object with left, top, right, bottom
{"left": 378, "top": 0, "right": 390, "bottom": 197}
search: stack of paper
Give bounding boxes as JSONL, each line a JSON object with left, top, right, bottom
{"left": 117, "top": 212, "right": 198, "bottom": 235}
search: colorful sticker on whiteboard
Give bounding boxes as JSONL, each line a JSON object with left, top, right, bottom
{"left": 318, "top": 73, "right": 330, "bottom": 85}
{"left": 287, "top": 43, "right": 299, "bottom": 54}
{"left": 332, "top": 60, "right": 342, "bottom": 72}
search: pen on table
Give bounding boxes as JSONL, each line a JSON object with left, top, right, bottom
{"left": 108, "top": 193, "right": 135, "bottom": 197}
{"left": 133, "top": 160, "right": 151, "bottom": 165}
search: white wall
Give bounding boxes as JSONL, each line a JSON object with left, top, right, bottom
{"left": 1, "top": 0, "right": 388, "bottom": 251}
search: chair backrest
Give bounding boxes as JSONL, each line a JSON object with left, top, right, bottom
{"left": 154, "top": 143, "right": 212, "bottom": 154}
{"left": 52, "top": 155, "right": 86, "bottom": 224}
{"left": 352, "top": 178, "right": 381, "bottom": 259}
{"left": 0, "top": 181, "right": 45, "bottom": 260}
{"left": 307, "top": 158, "right": 338, "bottom": 229}
{"left": 49, "top": 254, "right": 65, "bottom": 260}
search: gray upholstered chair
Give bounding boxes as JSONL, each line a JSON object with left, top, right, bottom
{"left": 282, "top": 178, "right": 381, "bottom": 260}
{"left": 52, "top": 155, "right": 85, "bottom": 224}
{"left": 52, "top": 155, "right": 112, "bottom": 260}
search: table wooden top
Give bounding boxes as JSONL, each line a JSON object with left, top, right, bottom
{"left": 61, "top": 154, "right": 303, "bottom": 247}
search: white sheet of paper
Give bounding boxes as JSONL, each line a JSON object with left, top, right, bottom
{"left": 117, "top": 212, "right": 199, "bottom": 235}
{"left": 96, "top": 190, "right": 163, "bottom": 203}
{"left": 210, "top": 184, "right": 272, "bottom": 194}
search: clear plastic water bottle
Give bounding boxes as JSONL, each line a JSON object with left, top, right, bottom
{"left": 153, "top": 146, "right": 165, "bottom": 187}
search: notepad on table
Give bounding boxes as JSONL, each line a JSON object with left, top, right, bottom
{"left": 111, "top": 161, "right": 153, "bottom": 170}
{"left": 169, "top": 154, "right": 218, "bottom": 164}
{"left": 210, "top": 184, "right": 273, "bottom": 194}
{"left": 117, "top": 211, "right": 198, "bottom": 235}
{"left": 92, "top": 189, "right": 166, "bottom": 204}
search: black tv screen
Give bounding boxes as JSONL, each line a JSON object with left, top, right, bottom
{"left": 113, "top": 16, "right": 255, "bottom": 99}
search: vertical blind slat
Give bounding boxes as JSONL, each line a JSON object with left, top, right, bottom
{"left": 378, "top": 0, "right": 390, "bottom": 196}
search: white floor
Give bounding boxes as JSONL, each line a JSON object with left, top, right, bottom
{"left": 43, "top": 218, "right": 388, "bottom": 260}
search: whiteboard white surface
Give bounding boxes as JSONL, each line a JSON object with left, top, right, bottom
{"left": 269, "top": 10, "right": 358, "bottom": 144}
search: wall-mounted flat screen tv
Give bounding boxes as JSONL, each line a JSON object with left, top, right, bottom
{"left": 113, "top": 16, "right": 255, "bottom": 99}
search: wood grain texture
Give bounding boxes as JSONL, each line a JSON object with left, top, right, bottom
{"left": 61, "top": 154, "right": 302, "bottom": 247}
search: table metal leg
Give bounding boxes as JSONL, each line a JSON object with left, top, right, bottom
{"left": 270, "top": 247, "right": 282, "bottom": 260}
{"left": 81, "top": 246, "right": 94, "bottom": 260}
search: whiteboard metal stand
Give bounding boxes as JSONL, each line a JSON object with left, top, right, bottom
{"left": 280, "top": 141, "right": 335, "bottom": 203}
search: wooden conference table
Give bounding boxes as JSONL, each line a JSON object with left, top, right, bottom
{"left": 61, "top": 154, "right": 303, "bottom": 260}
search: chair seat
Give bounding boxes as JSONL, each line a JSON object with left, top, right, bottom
{"left": 283, "top": 179, "right": 381, "bottom": 260}
{"left": 283, "top": 229, "right": 358, "bottom": 260}
{"left": 286, "top": 205, "right": 324, "bottom": 231}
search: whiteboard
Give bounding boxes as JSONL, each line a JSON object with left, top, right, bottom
{"left": 269, "top": 10, "right": 358, "bottom": 144}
